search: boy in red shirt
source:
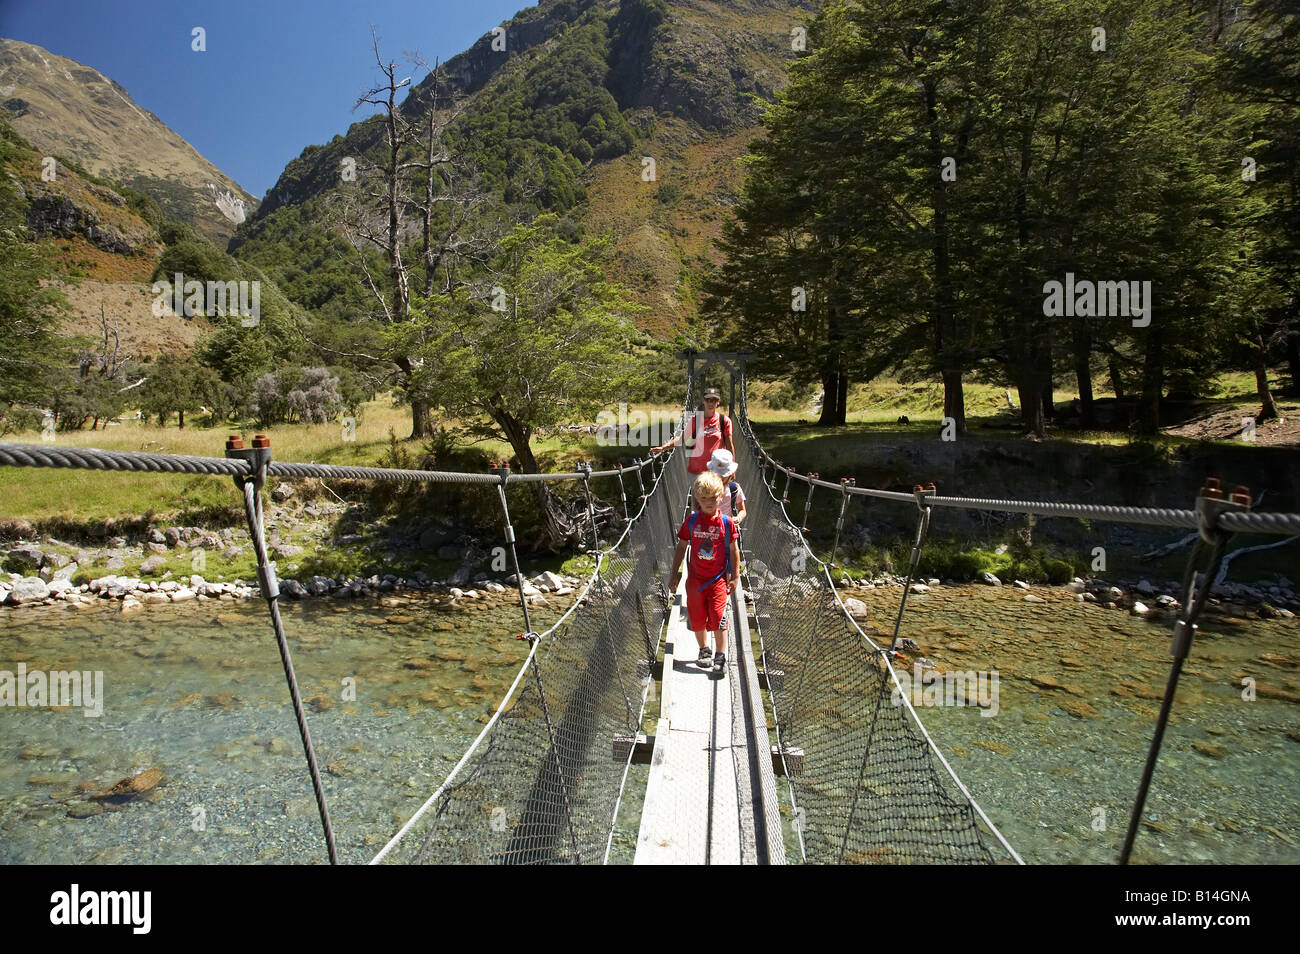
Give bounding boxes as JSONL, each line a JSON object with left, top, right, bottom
{"left": 652, "top": 387, "right": 735, "bottom": 477}
{"left": 668, "top": 471, "right": 741, "bottom": 677}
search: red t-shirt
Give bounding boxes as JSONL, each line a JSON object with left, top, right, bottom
{"left": 678, "top": 510, "right": 730, "bottom": 580}
{"left": 685, "top": 412, "right": 731, "bottom": 474}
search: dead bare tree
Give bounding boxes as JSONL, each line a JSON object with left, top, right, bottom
{"left": 333, "top": 29, "right": 494, "bottom": 439}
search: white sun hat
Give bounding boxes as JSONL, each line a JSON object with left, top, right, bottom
{"left": 707, "top": 449, "right": 738, "bottom": 478}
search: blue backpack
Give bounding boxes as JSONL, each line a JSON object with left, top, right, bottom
{"left": 687, "top": 510, "right": 734, "bottom": 593}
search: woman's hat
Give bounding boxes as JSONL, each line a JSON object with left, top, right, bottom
{"left": 707, "top": 449, "right": 738, "bottom": 478}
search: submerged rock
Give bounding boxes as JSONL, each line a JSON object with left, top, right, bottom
{"left": 93, "top": 768, "right": 164, "bottom": 800}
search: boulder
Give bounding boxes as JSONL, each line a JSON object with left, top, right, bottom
{"left": 979, "top": 572, "right": 1002, "bottom": 587}
{"left": 170, "top": 588, "right": 196, "bottom": 602}
{"left": 270, "top": 543, "right": 302, "bottom": 559}
{"left": 139, "top": 556, "right": 168, "bottom": 576}
{"left": 52, "top": 562, "right": 79, "bottom": 581}
{"left": 41, "top": 552, "right": 70, "bottom": 570}
{"left": 164, "top": 527, "right": 181, "bottom": 548}
{"left": 306, "top": 576, "right": 333, "bottom": 596}
{"left": 106, "top": 578, "right": 139, "bottom": 598}
{"left": 5, "top": 546, "right": 44, "bottom": 573}
{"left": 539, "top": 570, "right": 566, "bottom": 591}
{"left": 148, "top": 528, "right": 166, "bottom": 545}
{"left": 6, "top": 577, "right": 49, "bottom": 604}
{"left": 280, "top": 579, "right": 307, "bottom": 599}
{"left": 843, "top": 597, "right": 869, "bottom": 619}
{"left": 436, "top": 543, "right": 468, "bottom": 561}
{"left": 271, "top": 483, "right": 295, "bottom": 502}
{"left": 418, "top": 527, "right": 452, "bottom": 549}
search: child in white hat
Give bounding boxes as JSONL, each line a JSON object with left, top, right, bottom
{"left": 706, "top": 449, "right": 746, "bottom": 526}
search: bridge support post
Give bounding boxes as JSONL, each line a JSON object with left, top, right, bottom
{"left": 1120, "top": 479, "right": 1249, "bottom": 864}
{"left": 492, "top": 463, "right": 534, "bottom": 638}
{"left": 615, "top": 463, "right": 630, "bottom": 522}
{"left": 578, "top": 461, "right": 599, "bottom": 552}
{"left": 888, "top": 484, "right": 935, "bottom": 656}
{"left": 226, "top": 434, "right": 338, "bottom": 865}
{"left": 829, "top": 477, "right": 856, "bottom": 571}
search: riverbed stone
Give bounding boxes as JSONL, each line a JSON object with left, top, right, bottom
{"left": 5, "top": 546, "right": 44, "bottom": 573}
{"left": 6, "top": 577, "right": 49, "bottom": 603}
{"left": 843, "top": 597, "right": 868, "bottom": 619}
{"left": 979, "top": 572, "right": 1002, "bottom": 586}
{"left": 140, "top": 556, "right": 168, "bottom": 576}
{"left": 106, "top": 578, "right": 139, "bottom": 598}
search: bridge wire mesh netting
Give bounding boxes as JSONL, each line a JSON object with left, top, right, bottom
{"left": 732, "top": 384, "right": 1021, "bottom": 864}
{"left": 373, "top": 394, "right": 694, "bottom": 864}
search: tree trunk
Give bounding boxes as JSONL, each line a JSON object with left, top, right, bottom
{"left": 1254, "top": 332, "right": 1279, "bottom": 422}
{"left": 1039, "top": 371, "right": 1055, "bottom": 425}
{"left": 1072, "top": 320, "right": 1095, "bottom": 427}
{"left": 834, "top": 359, "right": 848, "bottom": 426}
{"left": 1017, "top": 379, "right": 1044, "bottom": 437}
{"left": 410, "top": 398, "right": 431, "bottom": 439}
{"left": 178, "top": 409, "right": 185, "bottom": 430}
{"left": 1286, "top": 327, "right": 1300, "bottom": 396}
{"left": 926, "top": 78, "right": 966, "bottom": 439}
{"left": 942, "top": 370, "right": 966, "bottom": 434}
{"left": 816, "top": 365, "right": 840, "bottom": 426}
{"left": 495, "top": 404, "right": 572, "bottom": 550}
{"left": 1138, "top": 326, "right": 1163, "bottom": 434}
{"left": 1108, "top": 356, "right": 1125, "bottom": 400}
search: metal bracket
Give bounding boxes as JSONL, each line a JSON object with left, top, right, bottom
{"left": 913, "top": 481, "right": 936, "bottom": 513}
{"left": 1194, "top": 478, "right": 1250, "bottom": 546}
{"left": 225, "top": 434, "right": 270, "bottom": 493}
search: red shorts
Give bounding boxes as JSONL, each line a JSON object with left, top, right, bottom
{"left": 686, "top": 575, "right": 729, "bottom": 633}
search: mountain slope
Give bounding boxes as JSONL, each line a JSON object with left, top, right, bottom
{"left": 0, "top": 37, "right": 257, "bottom": 244}
{"left": 235, "top": 0, "right": 816, "bottom": 335}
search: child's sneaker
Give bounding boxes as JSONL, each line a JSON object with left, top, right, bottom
{"left": 697, "top": 646, "right": 713, "bottom": 666}
{"left": 712, "top": 651, "right": 726, "bottom": 677}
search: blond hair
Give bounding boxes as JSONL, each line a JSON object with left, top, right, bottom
{"left": 692, "top": 471, "right": 725, "bottom": 503}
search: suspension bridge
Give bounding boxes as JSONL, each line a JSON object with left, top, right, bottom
{"left": 2, "top": 362, "right": 1297, "bottom": 865}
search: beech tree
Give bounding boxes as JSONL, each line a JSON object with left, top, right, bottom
{"left": 407, "top": 214, "right": 643, "bottom": 547}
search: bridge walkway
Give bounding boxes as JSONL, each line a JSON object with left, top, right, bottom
{"left": 635, "top": 568, "right": 785, "bottom": 865}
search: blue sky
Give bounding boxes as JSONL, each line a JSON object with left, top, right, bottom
{"left": 0, "top": 0, "right": 532, "bottom": 198}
